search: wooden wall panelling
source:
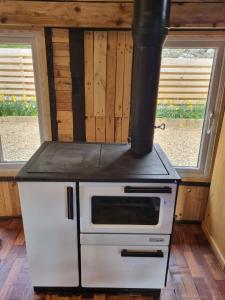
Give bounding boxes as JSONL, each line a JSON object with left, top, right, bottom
{"left": 122, "top": 31, "right": 133, "bottom": 142}
{"left": 115, "top": 31, "right": 126, "bottom": 118}
{"left": 175, "top": 185, "right": 210, "bottom": 221}
{"left": 84, "top": 31, "right": 95, "bottom": 142}
{"left": 203, "top": 112, "right": 225, "bottom": 269}
{"left": 94, "top": 31, "right": 107, "bottom": 142}
{"left": 52, "top": 28, "right": 73, "bottom": 142}
{"left": 2, "top": 1, "right": 225, "bottom": 29}
{"left": 94, "top": 31, "right": 107, "bottom": 117}
{"left": 106, "top": 31, "right": 117, "bottom": 143}
{"left": 85, "top": 30, "right": 133, "bottom": 143}
{"left": 0, "top": 182, "right": 21, "bottom": 217}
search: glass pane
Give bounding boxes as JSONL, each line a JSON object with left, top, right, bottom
{"left": 0, "top": 43, "right": 41, "bottom": 162}
{"left": 92, "top": 196, "right": 160, "bottom": 225}
{"left": 154, "top": 48, "right": 216, "bottom": 167}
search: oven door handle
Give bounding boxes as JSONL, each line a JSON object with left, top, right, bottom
{"left": 121, "top": 249, "right": 164, "bottom": 258}
{"left": 124, "top": 186, "right": 172, "bottom": 194}
{"left": 67, "top": 187, "right": 74, "bottom": 220}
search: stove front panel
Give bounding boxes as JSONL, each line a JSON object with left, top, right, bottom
{"left": 79, "top": 182, "right": 177, "bottom": 234}
{"left": 81, "top": 243, "right": 168, "bottom": 289}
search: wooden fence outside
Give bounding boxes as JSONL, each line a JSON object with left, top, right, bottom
{"left": 0, "top": 48, "right": 36, "bottom": 100}
{"left": 0, "top": 48, "right": 213, "bottom": 105}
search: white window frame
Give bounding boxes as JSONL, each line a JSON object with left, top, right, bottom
{"left": 0, "top": 29, "right": 51, "bottom": 173}
{"left": 163, "top": 35, "right": 225, "bottom": 179}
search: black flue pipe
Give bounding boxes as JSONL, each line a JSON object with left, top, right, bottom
{"left": 130, "top": 0, "right": 170, "bottom": 156}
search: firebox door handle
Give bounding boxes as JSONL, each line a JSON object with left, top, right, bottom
{"left": 121, "top": 249, "right": 164, "bottom": 258}
{"left": 124, "top": 186, "right": 172, "bottom": 194}
{"left": 67, "top": 187, "right": 74, "bottom": 220}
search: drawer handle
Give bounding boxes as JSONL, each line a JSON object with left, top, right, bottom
{"left": 121, "top": 249, "right": 164, "bottom": 258}
{"left": 124, "top": 186, "right": 172, "bottom": 194}
{"left": 67, "top": 187, "right": 74, "bottom": 220}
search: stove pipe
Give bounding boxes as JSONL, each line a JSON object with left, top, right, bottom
{"left": 130, "top": 0, "right": 170, "bottom": 156}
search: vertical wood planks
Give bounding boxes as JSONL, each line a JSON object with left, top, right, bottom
{"left": 0, "top": 182, "right": 21, "bottom": 217}
{"left": 94, "top": 31, "right": 107, "bottom": 117}
{"left": 106, "top": 31, "right": 117, "bottom": 143}
{"left": 115, "top": 31, "right": 126, "bottom": 118}
{"left": 176, "top": 185, "right": 210, "bottom": 221}
{"left": 52, "top": 28, "right": 73, "bottom": 142}
{"left": 84, "top": 31, "right": 94, "bottom": 117}
{"left": 85, "top": 30, "right": 133, "bottom": 143}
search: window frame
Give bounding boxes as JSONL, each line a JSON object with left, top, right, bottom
{"left": 0, "top": 29, "right": 51, "bottom": 172}
{"left": 162, "top": 35, "right": 225, "bottom": 179}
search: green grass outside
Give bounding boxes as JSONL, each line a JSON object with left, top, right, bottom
{"left": 0, "top": 101, "right": 37, "bottom": 116}
{"left": 156, "top": 104, "right": 205, "bottom": 119}
{"left": 0, "top": 44, "right": 31, "bottom": 49}
{"left": 0, "top": 98, "right": 205, "bottom": 119}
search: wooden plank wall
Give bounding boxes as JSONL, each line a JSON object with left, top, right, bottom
{"left": 2, "top": 1, "right": 225, "bottom": 28}
{"left": 85, "top": 31, "right": 133, "bottom": 143}
{"left": 50, "top": 29, "right": 133, "bottom": 143}
{"left": 176, "top": 185, "right": 209, "bottom": 221}
{"left": 52, "top": 28, "right": 73, "bottom": 142}
{"left": 0, "top": 182, "right": 21, "bottom": 217}
{"left": 202, "top": 112, "right": 225, "bottom": 269}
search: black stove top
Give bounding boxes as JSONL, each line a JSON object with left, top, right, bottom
{"left": 16, "top": 142, "right": 180, "bottom": 183}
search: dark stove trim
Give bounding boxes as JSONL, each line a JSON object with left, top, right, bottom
{"left": 33, "top": 287, "right": 161, "bottom": 296}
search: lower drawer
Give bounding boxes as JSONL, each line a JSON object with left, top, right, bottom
{"left": 81, "top": 245, "right": 169, "bottom": 289}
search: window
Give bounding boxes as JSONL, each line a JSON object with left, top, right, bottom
{"left": 154, "top": 36, "right": 225, "bottom": 178}
{"left": 0, "top": 31, "right": 51, "bottom": 171}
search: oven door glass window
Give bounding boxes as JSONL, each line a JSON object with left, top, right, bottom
{"left": 91, "top": 196, "right": 160, "bottom": 225}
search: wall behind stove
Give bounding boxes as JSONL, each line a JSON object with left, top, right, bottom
{"left": 52, "top": 28, "right": 133, "bottom": 143}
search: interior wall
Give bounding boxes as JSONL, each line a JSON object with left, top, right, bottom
{"left": 52, "top": 29, "right": 133, "bottom": 143}
{"left": 0, "top": 181, "right": 21, "bottom": 217}
{"left": 85, "top": 31, "right": 132, "bottom": 143}
{"left": 202, "top": 112, "right": 225, "bottom": 270}
{"left": 52, "top": 28, "right": 73, "bottom": 142}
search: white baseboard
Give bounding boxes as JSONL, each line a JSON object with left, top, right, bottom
{"left": 202, "top": 222, "right": 225, "bottom": 271}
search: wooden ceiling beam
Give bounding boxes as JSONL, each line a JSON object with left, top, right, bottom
{"left": 1, "top": 1, "right": 225, "bottom": 29}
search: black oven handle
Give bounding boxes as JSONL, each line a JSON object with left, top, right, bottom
{"left": 124, "top": 186, "right": 172, "bottom": 194}
{"left": 67, "top": 187, "right": 74, "bottom": 220}
{"left": 121, "top": 249, "right": 164, "bottom": 258}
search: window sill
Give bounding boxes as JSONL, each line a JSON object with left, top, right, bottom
{"left": 0, "top": 162, "right": 24, "bottom": 178}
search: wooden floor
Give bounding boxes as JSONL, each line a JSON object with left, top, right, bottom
{"left": 0, "top": 219, "right": 224, "bottom": 300}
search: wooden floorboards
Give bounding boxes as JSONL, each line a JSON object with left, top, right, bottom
{"left": 0, "top": 219, "right": 224, "bottom": 300}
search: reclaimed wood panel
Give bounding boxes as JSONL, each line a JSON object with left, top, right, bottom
{"left": 94, "top": 31, "right": 107, "bottom": 117}
{"left": 84, "top": 31, "right": 94, "bottom": 117}
{"left": 0, "top": 220, "right": 225, "bottom": 299}
{"left": 2, "top": 1, "right": 225, "bottom": 28}
{"left": 95, "top": 116, "right": 106, "bottom": 142}
{"left": 203, "top": 112, "right": 225, "bottom": 270}
{"left": 115, "top": 31, "right": 126, "bottom": 118}
{"left": 0, "top": 1, "right": 133, "bottom": 28}
{"left": 122, "top": 31, "right": 133, "bottom": 118}
{"left": 175, "top": 185, "right": 209, "bottom": 221}
{"left": 0, "top": 182, "right": 21, "bottom": 216}
{"left": 85, "top": 30, "right": 133, "bottom": 143}
{"left": 57, "top": 111, "right": 73, "bottom": 142}
{"left": 52, "top": 28, "right": 73, "bottom": 141}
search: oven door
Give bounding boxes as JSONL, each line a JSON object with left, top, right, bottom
{"left": 79, "top": 182, "right": 177, "bottom": 234}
